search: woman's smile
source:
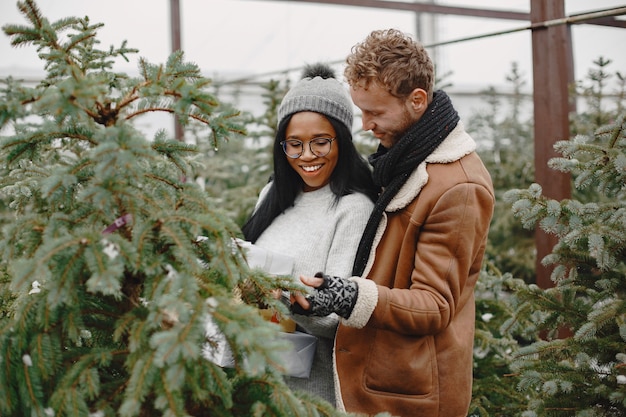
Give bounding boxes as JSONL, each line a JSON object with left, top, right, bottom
{"left": 301, "top": 164, "right": 323, "bottom": 173}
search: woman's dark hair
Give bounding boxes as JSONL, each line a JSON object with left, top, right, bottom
{"left": 241, "top": 114, "right": 378, "bottom": 243}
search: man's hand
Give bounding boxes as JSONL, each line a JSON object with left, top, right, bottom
{"left": 290, "top": 272, "right": 358, "bottom": 319}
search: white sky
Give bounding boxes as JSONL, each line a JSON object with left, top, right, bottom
{"left": 1, "top": 0, "right": 625, "bottom": 91}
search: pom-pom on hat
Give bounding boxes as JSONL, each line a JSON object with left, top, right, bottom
{"left": 277, "top": 63, "right": 354, "bottom": 132}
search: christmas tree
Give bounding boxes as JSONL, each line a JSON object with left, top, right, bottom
{"left": 468, "top": 58, "right": 626, "bottom": 416}
{"left": 0, "top": 1, "right": 342, "bottom": 416}
{"left": 469, "top": 62, "right": 536, "bottom": 284}
{"left": 501, "top": 112, "right": 626, "bottom": 416}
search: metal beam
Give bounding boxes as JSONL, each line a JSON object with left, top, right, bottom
{"left": 426, "top": 7, "right": 626, "bottom": 47}
{"left": 251, "top": 0, "right": 530, "bottom": 20}
{"left": 249, "top": 1, "right": 626, "bottom": 28}
{"left": 530, "top": 0, "right": 573, "bottom": 289}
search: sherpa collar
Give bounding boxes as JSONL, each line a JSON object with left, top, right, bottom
{"left": 385, "top": 122, "right": 476, "bottom": 212}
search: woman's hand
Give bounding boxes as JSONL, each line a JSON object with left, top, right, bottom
{"left": 290, "top": 273, "right": 358, "bottom": 318}
{"left": 290, "top": 273, "right": 326, "bottom": 310}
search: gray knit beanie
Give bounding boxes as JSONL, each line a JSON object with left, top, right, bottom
{"left": 277, "top": 63, "right": 354, "bottom": 132}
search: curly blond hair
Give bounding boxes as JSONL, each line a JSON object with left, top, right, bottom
{"left": 344, "top": 28, "right": 434, "bottom": 102}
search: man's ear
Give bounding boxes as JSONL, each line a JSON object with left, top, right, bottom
{"left": 408, "top": 88, "right": 428, "bottom": 113}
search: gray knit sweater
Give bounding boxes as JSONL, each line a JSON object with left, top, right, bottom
{"left": 254, "top": 183, "right": 374, "bottom": 405}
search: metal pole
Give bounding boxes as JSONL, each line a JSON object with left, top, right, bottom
{"left": 170, "top": 0, "right": 184, "bottom": 142}
{"left": 530, "top": 0, "right": 574, "bottom": 290}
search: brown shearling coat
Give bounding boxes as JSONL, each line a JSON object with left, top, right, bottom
{"left": 334, "top": 123, "right": 495, "bottom": 417}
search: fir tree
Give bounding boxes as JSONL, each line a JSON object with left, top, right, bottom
{"left": 197, "top": 78, "right": 290, "bottom": 228}
{"left": 502, "top": 113, "right": 626, "bottom": 416}
{"left": 470, "top": 62, "right": 536, "bottom": 283}
{"left": 469, "top": 266, "right": 528, "bottom": 417}
{"left": 468, "top": 62, "right": 538, "bottom": 416}
{"left": 0, "top": 1, "right": 344, "bottom": 416}
{"left": 570, "top": 56, "right": 626, "bottom": 134}
{"left": 470, "top": 59, "right": 626, "bottom": 416}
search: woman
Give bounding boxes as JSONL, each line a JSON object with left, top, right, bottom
{"left": 241, "top": 63, "right": 377, "bottom": 405}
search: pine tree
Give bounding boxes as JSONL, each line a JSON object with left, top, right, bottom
{"left": 570, "top": 56, "right": 626, "bottom": 135}
{"left": 198, "top": 78, "right": 290, "bottom": 228}
{"left": 0, "top": 1, "right": 345, "bottom": 416}
{"left": 501, "top": 113, "right": 626, "bottom": 416}
{"left": 470, "top": 62, "right": 536, "bottom": 283}
{"left": 469, "top": 267, "right": 529, "bottom": 416}
{"left": 470, "top": 59, "right": 626, "bottom": 416}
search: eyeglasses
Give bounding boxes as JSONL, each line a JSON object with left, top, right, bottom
{"left": 280, "top": 137, "right": 335, "bottom": 159}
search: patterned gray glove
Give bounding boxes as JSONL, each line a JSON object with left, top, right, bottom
{"left": 291, "top": 272, "right": 358, "bottom": 319}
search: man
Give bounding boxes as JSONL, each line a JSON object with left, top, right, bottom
{"left": 291, "top": 28, "right": 495, "bottom": 416}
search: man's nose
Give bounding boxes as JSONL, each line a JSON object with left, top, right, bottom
{"left": 361, "top": 114, "right": 374, "bottom": 131}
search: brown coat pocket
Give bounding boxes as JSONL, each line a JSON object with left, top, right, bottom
{"left": 364, "top": 330, "right": 436, "bottom": 397}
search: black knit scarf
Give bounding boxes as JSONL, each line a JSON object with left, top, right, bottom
{"left": 352, "top": 90, "right": 460, "bottom": 276}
